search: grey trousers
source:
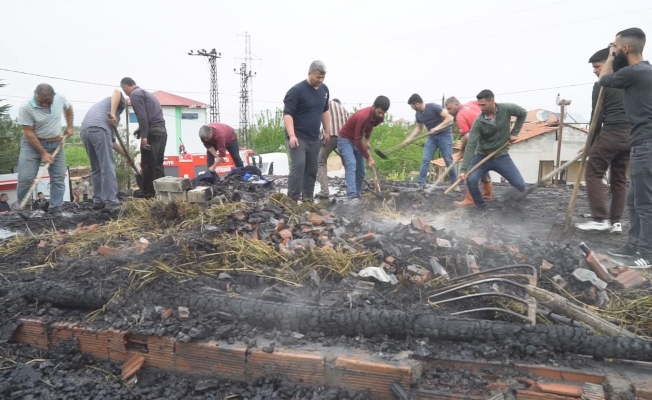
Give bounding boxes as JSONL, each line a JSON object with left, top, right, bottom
{"left": 627, "top": 141, "right": 652, "bottom": 257}
{"left": 287, "top": 138, "right": 321, "bottom": 201}
{"left": 81, "top": 126, "right": 119, "bottom": 205}
{"left": 316, "top": 136, "right": 339, "bottom": 196}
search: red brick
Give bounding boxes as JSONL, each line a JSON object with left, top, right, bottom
{"left": 436, "top": 238, "right": 451, "bottom": 248}
{"left": 541, "top": 259, "right": 554, "bottom": 271}
{"left": 122, "top": 354, "right": 145, "bottom": 381}
{"left": 614, "top": 268, "right": 646, "bottom": 289}
{"left": 332, "top": 355, "right": 412, "bottom": 400}
{"left": 536, "top": 382, "right": 583, "bottom": 397}
{"left": 12, "top": 319, "right": 48, "bottom": 349}
{"left": 516, "top": 390, "right": 578, "bottom": 400}
{"left": 98, "top": 245, "right": 121, "bottom": 257}
{"left": 310, "top": 213, "right": 324, "bottom": 226}
{"left": 635, "top": 383, "right": 652, "bottom": 399}
{"left": 248, "top": 349, "right": 325, "bottom": 385}
{"left": 471, "top": 237, "right": 488, "bottom": 246}
{"left": 175, "top": 341, "right": 246, "bottom": 381}
{"left": 514, "top": 365, "right": 604, "bottom": 384}
{"left": 467, "top": 255, "right": 480, "bottom": 275}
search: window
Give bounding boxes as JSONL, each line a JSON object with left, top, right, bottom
{"left": 129, "top": 113, "right": 138, "bottom": 123}
{"left": 181, "top": 113, "right": 199, "bottom": 120}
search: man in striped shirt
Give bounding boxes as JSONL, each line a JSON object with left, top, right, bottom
{"left": 316, "top": 99, "right": 349, "bottom": 199}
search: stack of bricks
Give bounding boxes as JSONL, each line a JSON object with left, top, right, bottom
{"left": 153, "top": 177, "right": 213, "bottom": 205}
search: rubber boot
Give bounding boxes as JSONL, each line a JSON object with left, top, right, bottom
{"left": 482, "top": 182, "right": 493, "bottom": 202}
{"left": 454, "top": 188, "right": 475, "bottom": 207}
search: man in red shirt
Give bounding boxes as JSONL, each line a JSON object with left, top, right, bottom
{"left": 445, "top": 96, "right": 493, "bottom": 206}
{"left": 198, "top": 123, "right": 244, "bottom": 173}
{"left": 337, "top": 96, "right": 390, "bottom": 202}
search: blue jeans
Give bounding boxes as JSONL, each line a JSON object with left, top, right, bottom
{"left": 626, "top": 141, "right": 652, "bottom": 257}
{"left": 81, "top": 127, "right": 119, "bottom": 205}
{"left": 419, "top": 133, "right": 457, "bottom": 184}
{"left": 337, "top": 137, "right": 366, "bottom": 199}
{"left": 17, "top": 137, "right": 67, "bottom": 211}
{"left": 467, "top": 154, "right": 525, "bottom": 207}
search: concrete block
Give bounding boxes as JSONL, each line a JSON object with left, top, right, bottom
{"left": 153, "top": 177, "right": 192, "bottom": 193}
{"left": 156, "top": 193, "right": 170, "bottom": 204}
{"left": 156, "top": 191, "right": 187, "bottom": 203}
{"left": 168, "top": 191, "right": 187, "bottom": 202}
{"left": 188, "top": 186, "right": 213, "bottom": 203}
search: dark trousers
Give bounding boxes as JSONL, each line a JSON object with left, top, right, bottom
{"left": 207, "top": 140, "right": 244, "bottom": 168}
{"left": 585, "top": 129, "right": 630, "bottom": 223}
{"left": 287, "top": 138, "right": 321, "bottom": 201}
{"left": 627, "top": 141, "right": 652, "bottom": 257}
{"left": 467, "top": 154, "right": 525, "bottom": 207}
{"left": 140, "top": 124, "right": 167, "bottom": 195}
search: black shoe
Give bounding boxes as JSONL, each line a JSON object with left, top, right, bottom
{"left": 315, "top": 194, "right": 329, "bottom": 200}
{"left": 608, "top": 244, "right": 638, "bottom": 257}
{"left": 92, "top": 202, "right": 105, "bottom": 210}
{"left": 49, "top": 209, "right": 63, "bottom": 218}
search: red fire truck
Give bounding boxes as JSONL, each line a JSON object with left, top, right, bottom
{"left": 161, "top": 149, "right": 261, "bottom": 180}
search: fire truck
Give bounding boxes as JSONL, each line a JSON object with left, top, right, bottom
{"left": 160, "top": 149, "right": 262, "bottom": 180}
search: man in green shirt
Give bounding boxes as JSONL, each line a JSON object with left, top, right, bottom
{"left": 459, "top": 90, "right": 527, "bottom": 208}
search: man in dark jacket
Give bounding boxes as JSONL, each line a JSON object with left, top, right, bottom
{"left": 576, "top": 48, "right": 631, "bottom": 233}
{"left": 120, "top": 77, "right": 167, "bottom": 198}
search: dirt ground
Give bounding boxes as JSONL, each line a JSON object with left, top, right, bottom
{"left": 0, "top": 179, "right": 648, "bottom": 399}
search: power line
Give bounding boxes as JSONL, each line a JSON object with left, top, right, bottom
{"left": 277, "top": 0, "right": 570, "bottom": 62}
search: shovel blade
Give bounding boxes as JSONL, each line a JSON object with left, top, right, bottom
{"left": 374, "top": 149, "right": 389, "bottom": 160}
{"left": 547, "top": 222, "right": 572, "bottom": 241}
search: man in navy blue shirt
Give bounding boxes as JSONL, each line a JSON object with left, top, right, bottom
{"left": 404, "top": 94, "right": 457, "bottom": 190}
{"left": 283, "top": 60, "right": 331, "bottom": 202}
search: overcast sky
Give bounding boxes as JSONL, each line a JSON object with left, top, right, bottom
{"left": 2, "top": 0, "right": 651, "bottom": 129}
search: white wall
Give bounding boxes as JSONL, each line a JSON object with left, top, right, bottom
{"left": 505, "top": 126, "right": 586, "bottom": 183}
{"left": 126, "top": 106, "right": 208, "bottom": 156}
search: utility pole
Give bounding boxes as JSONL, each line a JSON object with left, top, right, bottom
{"left": 235, "top": 32, "right": 261, "bottom": 149}
{"left": 188, "top": 48, "right": 221, "bottom": 122}
{"left": 235, "top": 62, "right": 254, "bottom": 149}
{"left": 554, "top": 94, "right": 572, "bottom": 185}
{"left": 441, "top": 94, "right": 445, "bottom": 108}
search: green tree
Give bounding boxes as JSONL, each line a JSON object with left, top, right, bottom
{"left": 249, "top": 108, "right": 287, "bottom": 154}
{"left": 0, "top": 81, "right": 23, "bottom": 174}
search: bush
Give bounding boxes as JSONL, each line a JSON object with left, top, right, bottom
{"left": 249, "top": 109, "right": 287, "bottom": 154}
{"left": 64, "top": 144, "right": 90, "bottom": 167}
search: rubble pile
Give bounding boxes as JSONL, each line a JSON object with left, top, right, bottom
{"left": 1, "top": 182, "right": 651, "bottom": 397}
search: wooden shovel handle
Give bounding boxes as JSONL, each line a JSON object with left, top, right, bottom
{"left": 444, "top": 141, "right": 510, "bottom": 195}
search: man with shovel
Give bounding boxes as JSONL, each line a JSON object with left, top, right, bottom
{"left": 120, "top": 77, "right": 167, "bottom": 199}
{"left": 458, "top": 90, "right": 527, "bottom": 209}
{"left": 576, "top": 48, "right": 631, "bottom": 233}
{"left": 17, "top": 84, "right": 75, "bottom": 219}
{"left": 599, "top": 27, "right": 652, "bottom": 268}
{"left": 337, "top": 96, "right": 390, "bottom": 202}
{"left": 404, "top": 94, "right": 457, "bottom": 190}
{"left": 445, "top": 96, "right": 493, "bottom": 206}
{"left": 80, "top": 89, "right": 132, "bottom": 211}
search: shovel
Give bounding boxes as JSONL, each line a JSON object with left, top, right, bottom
{"left": 107, "top": 114, "right": 143, "bottom": 191}
{"left": 375, "top": 120, "right": 454, "bottom": 160}
{"left": 369, "top": 165, "right": 383, "bottom": 199}
{"left": 444, "top": 141, "right": 510, "bottom": 195}
{"left": 18, "top": 137, "right": 67, "bottom": 219}
{"left": 503, "top": 151, "right": 584, "bottom": 204}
